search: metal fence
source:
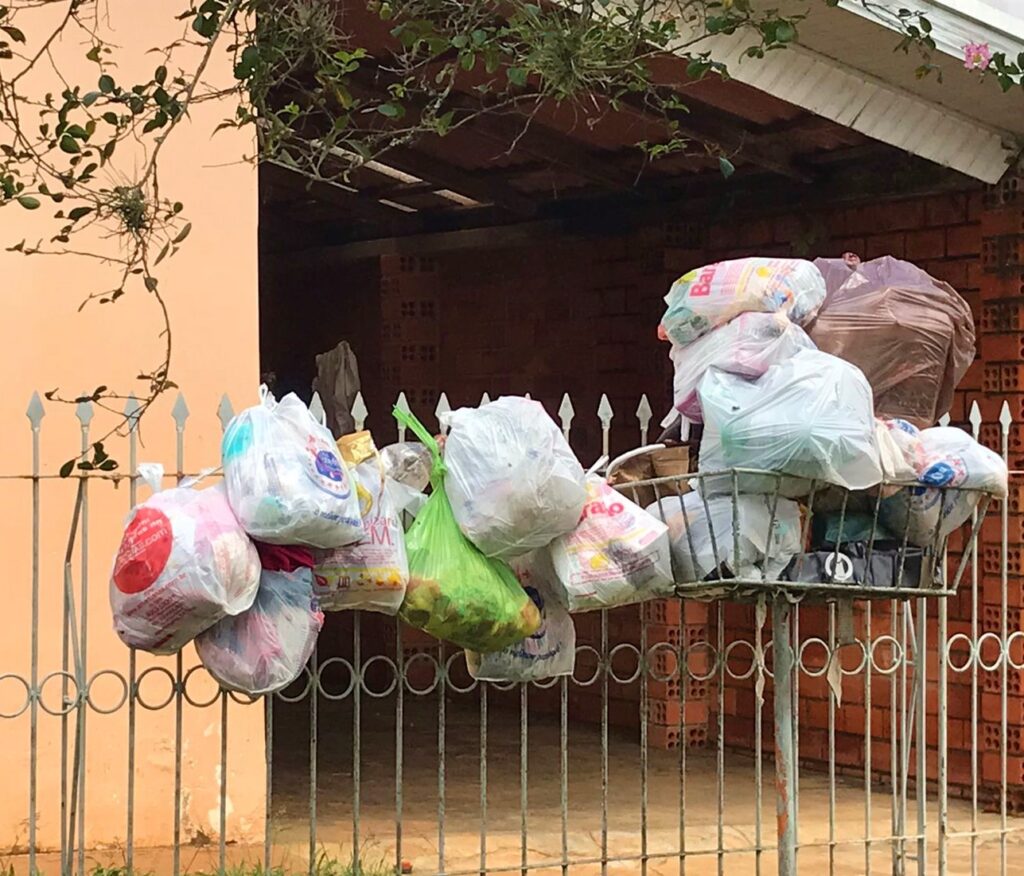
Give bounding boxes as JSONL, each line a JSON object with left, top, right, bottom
{"left": 5, "top": 388, "right": 1023, "bottom": 876}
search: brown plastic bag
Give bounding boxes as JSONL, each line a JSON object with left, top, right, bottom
{"left": 313, "top": 341, "right": 361, "bottom": 440}
{"left": 810, "top": 256, "right": 975, "bottom": 428}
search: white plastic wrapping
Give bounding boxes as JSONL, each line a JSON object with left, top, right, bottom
{"left": 110, "top": 485, "right": 261, "bottom": 654}
{"left": 314, "top": 453, "right": 409, "bottom": 614}
{"left": 880, "top": 426, "right": 1009, "bottom": 546}
{"left": 548, "top": 477, "right": 674, "bottom": 611}
{"left": 650, "top": 492, "right": 802, "bottom": 581}
{"left": 381, "top": 442, "right": 432, "bottom": 492}
{"left": 195, "top": 567, "right": 323, "bottom": 696}
{"left": 221, "top": 392, "right": 364, "bottom": 548}
{"left": 442, "top": 396, "right": 587, "bottom": 559}
{"left": 465, "top": 552, "right": 575, "bottom": 683}
{"left": 697, "top": 349, "right": 883, "bottom": 496}
{"left": 670, "top": 312, "right": 816, "bottom": 421}
{"left": 662, "top": 257, "right": 826, "bottom": 347}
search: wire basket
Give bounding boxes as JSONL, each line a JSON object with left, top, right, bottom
{"left": 608, "top": 449, "right": 993, "bottom": 603}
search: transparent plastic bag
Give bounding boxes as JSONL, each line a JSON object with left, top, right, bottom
{"left": 880, "top": 426, "right": 1008, "bottom": 546}
{"left": 548, "top": 476, "right": 674, "bottom": 612}
{"left": 221, "top": 391, "right": 363, "bottom": 548}
{"left": 662, "top": 258, "right": 825, "bottom": 347}
{"left": 110, "top": 485, "right": 261, "bottom": 654}
{"left": 809, "top": 256, "right": 975, "bottom": 427}
{"left": 465, "top": 552, "right": 575, "bottom": 683}
{"left": 670, "top": 312, "right": 816, "bottom": 421}
{"left": 649, "top": 492, "right": 801, "bottom": 581}
{"left": 381, "top": 442, "right": 432, "bottom": 492}
{"left": 195, "top": 549, "right": 322, "bottom": 696}
{"left": 314, "top": 432, "right": 409, "bottom": 614}
{"left": 697, "top": 349, "right": 882, "bottom": 496}
{"left": 441, "top": 396, "right": 587, "bottom": 559}
{"left": 395, "top": 408, "right": 541, "bottom": 652}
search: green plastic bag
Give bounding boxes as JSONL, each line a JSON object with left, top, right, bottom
{"left": 394, "top": 408, "right": 541, "bottom": 653}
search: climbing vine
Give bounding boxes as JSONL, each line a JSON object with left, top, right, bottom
{"left": 0, "top": 0, "right": 1003, "bottom": 472}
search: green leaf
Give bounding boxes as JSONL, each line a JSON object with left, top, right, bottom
{"left": 1, "top": 25, "right": 25, "bottom": 43}
{"left": 155, "top": 65, "right": 167, "bottom": 84}
{"left": 144, "top": 276, "right": 159, "bottom": 292}
{"left": 98, "top": 74, "right": 115, "bottom": 93}
{"left": 59, "top": 135, "right": 80, "bottom": 154}
{"left": 718, "top": 156, "right": 735, "bottom": 178}
{"left": 59, "top": 459, "right": 75, "bottom": 478}
{"left": 508, "top": 66, "right": 528, "bottom": 87}
{"left": 16, "top": 195, "right": 39, "bottom": 209}
{"left": 65, "top": 124, "right": 88, "bottom": 139}
{"left": 172, "top": 222, "right": 191, "bottom": 244}
{"left": 86, "top": 45, "right": 102, "bottom": 63}
{"left": 775, "top": 21, "right": 797, "bottom": 43}
{"left": 99, "top": 459, "right": 118, "bottom": 472}
{"left": 68, "top": 206, "right": 92, "bottom": 221}
{"left": 102, "top": 111, "right": 119, "bottom": 125}
{"left": 376, "top": 102, "right": 404, "bottom": 118}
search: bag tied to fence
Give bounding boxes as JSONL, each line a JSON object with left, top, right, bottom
{"left": 394, "top": 408, "right": 541, "bottom": 653}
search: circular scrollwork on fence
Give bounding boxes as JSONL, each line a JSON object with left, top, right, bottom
{"left": 85, "top": 669, "right": 130, "bottom": 714}
{"left": 976, "top": 632, "right": 1005, "bottom": 672}
{"left": 135, "top": 666, "right": 177, "bottom": 711}
{"left": 181, "top": 665, "right": 224, "bottom": 708}
{"left": 645, "top": 642, "right": 680, "bottom": 683}
{"left": 723, "top": 640, "right": 760, "bottom": 681}
{"left": 37, "top": 670, "right": 80, "bottom": 716}
{"left": 571, "top": 645, "right": 603, "bottom": 687}
{"left": 359, "top": 655, "right": 400, "bottom": 699}
{"left": 402, "top": 651, "right": 441, "bottom": 696}
{"left": 444, "top": 652, "right": 479, "bottom": 695}
{"left": 1007, "top": 631, "right": 1024, "bottom": 671}
{"left": 275, "top": 665, "right": 314, "bottom": 703}
{"left": 945, "top": 634, "right": 974, "bottom": 673}
{"left": 684, "top": 641, "right": 720, "bottom": 683}
{"left": 869, "top": 635, "right": 904, "bottom": 675}
{"left": 797, "top": 638, "right": 831, "bottom": 679}
{"left": 0, "top": 673, "right": 32, "bottom": 719}
{"left": 608, "top": 643, "right": 643, "bottom": 685}
{"left": 316, "top": 657, "right": 356, "bottom": 702}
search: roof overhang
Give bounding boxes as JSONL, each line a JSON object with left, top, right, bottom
{"left": 674, "top": 0, "right": 1024, "bottom": 183}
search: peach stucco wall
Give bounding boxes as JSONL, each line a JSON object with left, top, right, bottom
{"left": 0, "top": 0, "right": 263, "bottom": 854}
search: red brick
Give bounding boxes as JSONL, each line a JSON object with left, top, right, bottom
{"left": 865, "top": 232, "right": 906, "bottom": 260}
{"left": 981, "top": 273, "right": 1024, "bottom": 301}
{"left": 947, "top": 225, "right": 981, "bottom": 257}
{"left": 877, "top": 199, "right": 927, "bottom": 232}
{"left": 982, "top": 206, "right": 1024, "bottom": 238}
{"left": 926, "top": 193, "right": 970, "bottom": 227}
{"left": 970, "top": 191, "right": 986, "bottom": 222}
{"left": 647, "top": 698, "right": 710, "bottom": 727}
{"left": 906, "top": 228, "right": 947, "bottom": 260}
{"left": 983, "top": 692, "right": 1024, "bottom": 724}
{"left": 981, "top": 332, "right": 1024, "bottom": 362}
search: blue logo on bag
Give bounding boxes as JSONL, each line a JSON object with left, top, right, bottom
{"left": 221, "top": 420, "right": 252, "bottom": 462}
{"left": 920, "top": 462, "right": 956, "bottom": 487}
{"left": 315, "top": 450, "right": 344, "bottom": 482}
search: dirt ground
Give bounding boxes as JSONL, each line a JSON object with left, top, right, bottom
{"left": 15, "top": 695, "right": 1024, "bottom": 875}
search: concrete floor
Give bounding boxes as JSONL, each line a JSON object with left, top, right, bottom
{"left": 13, "top": 696, "right": 1024, "bottom": 875}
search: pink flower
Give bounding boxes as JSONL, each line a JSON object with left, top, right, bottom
{"left": 964, "top": 41, "right": 993, "bottom": 71}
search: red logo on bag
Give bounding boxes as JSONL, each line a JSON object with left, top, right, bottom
{"left": 113, "top": 508, "right": 173, "bottom": 594}
{"left": 688, "top": 264, "right": 718, "bottom": 297}
{"left": 580, "top": 500, "right": 624, "bottom": 521}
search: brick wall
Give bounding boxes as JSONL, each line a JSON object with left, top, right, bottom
{"left": 264, "top": 176, "right": 1024, "bottom": 799}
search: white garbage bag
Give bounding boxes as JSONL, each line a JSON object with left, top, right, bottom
{"left": 697, "top": 349, "right": 883, "bottom": 497}
{"left": 221, "top": 391, "right": 364, "bottom": 548}
{"left": 442, "top": 396, "right": 587, "bottom": 559}
{"left": 381, "top": 442, "right": 432, "bottom": 492}
{"left": 313, "top": 432, "right": 409, "bottom": 614}
{"left": 880, "top": 426, "right": 1008, "bottom": 546}
{"left": 662, "top": 257, "right": 826, "bottom": 347}
{"left": 670, "top": 312, "right": 816, "bottom": 421}
{"left": 196, "top": 554, "right": 323, "bottom": 696}
{"left": 649, "top": 492, "right": 802, "bottom": 582}
{"left": 110, "top": 485, "right": 261, "bottom": 654}
{"left": 548, "top": 476, "right": 674, "bottom": 611}
{"left": 465, "top": 552, "right": 576, "bottom": 683}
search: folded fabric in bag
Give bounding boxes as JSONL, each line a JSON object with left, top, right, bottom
{"left": 110, "top": 485, "right": 261, "bottom": 654}
{"left": 441, "top": 396, "right": 587, "bottom": 559}
{"left": 222, "top": 391, "right": 364, "bottom": 548}
{"left": 662, "top": 258, "right": 826, "bottom": 347}
{"left": 548, "top": 476, "right": 674, "bottom": 612}
{"left": 395, "top": 409, "right": 541, "bottom": 653}
{"left": 466, "top": 552, "right": 575, "bottom": 683}
{"left": 879, "top": 426, "right": 1008, "bottom": 546}
{"left": 196, "top": 544, "right": 323, "bottom": 695}
{"left": 784, "top": 542, "right": 938, "bottom": 590}
{"left": 697, "top": 349, "right": 883, "bottom": 497}
{"left": 670, "top": 312, "right": 816, "bottom": 421}
{"left": 649, "top": 492, "right": 801, "bottom": 582}
{"left": 809, "top": 256, "right": 975, "bottom": 428}
{"left": 314, "top": 431, "right": 409, "bottom": 614}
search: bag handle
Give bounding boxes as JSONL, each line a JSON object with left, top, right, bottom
{"left": 393, "top": 407, "right": 446, "bottom": 481}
